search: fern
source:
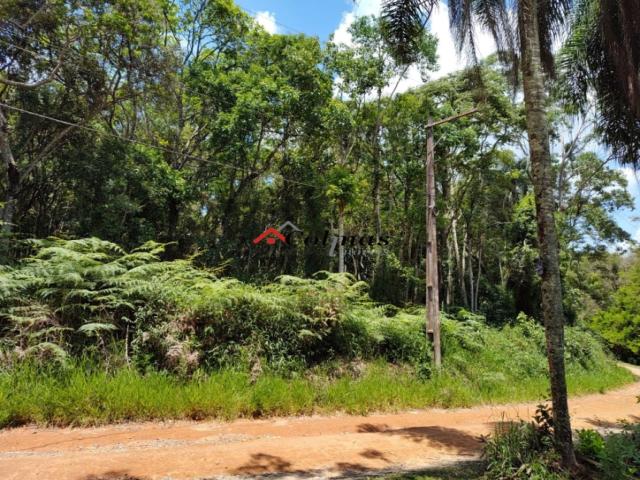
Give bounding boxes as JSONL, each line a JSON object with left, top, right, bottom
{"left": 78, "top": 323, "right": 118, "bottom": 335}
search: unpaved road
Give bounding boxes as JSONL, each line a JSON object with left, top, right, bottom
{"left": 1, "top": 365, "right": 639, "bottom": 480}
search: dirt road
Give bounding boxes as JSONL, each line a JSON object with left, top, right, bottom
{"left": 2, "top": 365, "right": 639, "bottom": 480}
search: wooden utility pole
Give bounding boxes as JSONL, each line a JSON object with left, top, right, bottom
{"left": 425, "top": 108, "right": 478, "bottom": 369}
{"left": 425, "top": 119, "right": 441, "bottom": 367}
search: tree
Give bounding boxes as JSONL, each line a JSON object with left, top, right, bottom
{"left": 560, "top": 0, "right": 640, "bottom": 166}
{"left": 187, "top": 28, "right": 331, "bottom": 259}
{"left": 381, "top": 0, "right": 580, "bottom": 467}
{"left": 0, "top": 0, "right": 175, "bottom": 233}
{"left": 326, "top": 165, "right": 358, "bottom": 273}
{"left": 327, "top": 15, "right": 437, "bottom": 242}
{"left": 590, "top": 251, "right": 640, "bottom": 361}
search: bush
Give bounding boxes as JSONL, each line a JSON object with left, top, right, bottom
{"left": 0, "top": 240, "right": 383, "bottom": 372}
{"left": 576, "top": 429, "right": 605, "bottom": 459}
{"left": 0, "top": 238, "right": 631, "bottom": 399}
{"left": 482, "top": 406, "right": 568, "bottom": 480}
{"left": 485, "top": 422, "right": 640, "bottom": 480}
{"left": 600, "top": 424, "right": 640, "bottom": 480}
{"left": 578, "top": 424, "right": 640, "bottom": 480}
{"left": 589, "top": 256, "right": 640, "bottom": 362}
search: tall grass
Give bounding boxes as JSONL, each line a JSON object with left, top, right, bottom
{"left": 0, "top": 358, "right": 632, "bottom": 428}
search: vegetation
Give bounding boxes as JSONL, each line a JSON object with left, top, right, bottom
{"left": 381, "top": 0, "right": 640, "bottom": 467}
{"left": 481, "top": 407, "right": 640, "bottom": 480}
{"left": 377, "top": 463, "right": 484, "bottom": 480}
{"left": 1, "top": 1, "right": 640, "bottom": 477}
{"left": 589, "top": 252, "right": 640, "bottom": 362}
{"left": 2, "top": 357, "right": 629, "bottom": 429}
{"left": 380, "top": 414, "right": 640, "bottom": 480}
{"left": 0, "top": 238, "right": 632, "bottom": 427}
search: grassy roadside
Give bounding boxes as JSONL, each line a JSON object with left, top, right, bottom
{"left": 0, "top": 359, "right": 633, "bottom": 428}
{"left": 373, "top": 462, "right": 484, "bottom": 479}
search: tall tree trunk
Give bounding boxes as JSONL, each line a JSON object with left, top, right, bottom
{"left": 446, "top": 232, "right": 454, "bottom": 307}
{"left": 519, "top": 0, "right": 576, "bottom": 468}
{"left": 468, "top": 240, "right": 475, "bottom": 312}
{"left": 338, "top": 204, "right": 345, "bottom": 273}
{"left": 373, "top": 87, "right": 383, "bottom": 242}
{"left": 475, "top": 240, "right": 482, "bottom": 312}
{"left": 460, "top": 226, "right": 468, "bottom": 307}
{"left": 0, "top": 111, "right": 19, "bottom": 233}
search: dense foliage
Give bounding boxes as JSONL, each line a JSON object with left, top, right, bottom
{"left": 0, "top": 1, "right": 633, "bottom": 320}
{"left": 0, "top": 4, "right": 638, "bottom": 469}
{"left": 589, "top": 252, "right": 640, "bottom": 361}
{"left": 0, "top": 238, "right": 619, "bottom": 373}
{"left": 0, "top": 241, "right": 630, "bottom": 428}
{"left": 0, "top": 238, "right": 631, "bottom": 427}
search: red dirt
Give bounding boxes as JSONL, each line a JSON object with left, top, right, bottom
{"left": 1, "top": 365, "right": 639, "bottom": 479}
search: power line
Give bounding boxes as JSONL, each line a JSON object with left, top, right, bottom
{"left": 0, "top": 102, "right": 317, "bottom": 189}
{"left": 0, "top": 15, "right": 309, "bottom": 101}
{"left": 0, "top": 27, "right": 319, "bottom": 189}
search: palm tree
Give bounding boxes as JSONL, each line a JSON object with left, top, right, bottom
{"left": 382, "top": 0, "right": 579, "bottom": 467}
{"left": 560, "top": 0, "right": 640, "bottom": 166}
{"left": 385, "top": 0, "right": 640, "bottom": 468}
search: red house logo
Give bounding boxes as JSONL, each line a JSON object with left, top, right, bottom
{"left": 253, "top": 227, "right": 287, "bottom": 245}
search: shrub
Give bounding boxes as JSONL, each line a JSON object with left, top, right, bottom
{"left": 600, "top": 424, "right": 640, "bottom": 480}
{"left": 482, "top": 406, "right": 568, "bottom": 480}
{"left": 576, "top": 429, "right": 605, "bottom": 459}
{"left": 589, "top": 257, "right": 640, "bottom": 362}
{"left": 0, "top": 238, "right": 629, "bottom": 389}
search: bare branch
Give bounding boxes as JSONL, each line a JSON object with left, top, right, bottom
{"left": 0, "top": 50, "right": 64, "bottom": 89}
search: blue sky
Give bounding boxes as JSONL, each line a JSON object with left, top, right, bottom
{"left": 235, "top": 0, "right": 640, "bottom": 243}
{"left": 235, "top": 0, "right": 350, "bottom": 39}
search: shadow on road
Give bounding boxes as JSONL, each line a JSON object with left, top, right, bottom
{"left": 585, "top": 416, "right": 638, "bottom": 429}
{"left": 357, "top": 423, "right": 482, "bottom": 454}
{"left": 232, "top": 453, "right": 294, "bottom": 475}
{"left": 230, "top": 447, "right": 394, "bottom": 478}
{"left": 84, "top": 471, "right": 148, "bottom": 480}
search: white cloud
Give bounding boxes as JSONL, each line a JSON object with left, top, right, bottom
{"left": 429, "top": 3, "right": 495, "bottom": 79}
{"left": 332, "top": 11, "right": 356, "bottom": 46}
{"left": 330, "top": 0, "right": 497, "bottom": 92}
{"left": 331, "top": 0, "right": 381, "bottom": 46}
{"left": 621, "top": 166, "right": 639, "bottom": 194}
{"left": 254, "top": 11, "right": 278, "bottom": 34}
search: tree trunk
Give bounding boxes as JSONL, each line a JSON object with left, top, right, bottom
{"left": 446, "top": 231, "right": 454, "bottom": 307}
{"left": 0, "top": 111, "right": 19, "bottom": 233}
{"left": 475, "top": 240, "right": 482, "bottom": 312}
{"left": 468, "top": 242, "right": 475, "bottom": 312}
{"left": 519, "top": 0, "right": 576, "bottom": 468}
{"left": 373, "top": 88, "right": 383, "bottom": 242}
{"left": 460, "top": 227, "right": 468, "bottom": 307}
{"left": 338, "top": 204, "right": 345, "bottom": 273}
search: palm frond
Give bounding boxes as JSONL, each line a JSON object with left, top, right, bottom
{"left": 559, "top": 0, "right": 640, "bottom": 166}
{"left": 381, "top": 0, "right": 439, "bottom": 64}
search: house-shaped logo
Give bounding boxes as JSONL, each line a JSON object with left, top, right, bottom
{"left": 278, "top": 221, "right": 302, "bottom": 233}
{"left": 253, "top": 227, "right": 287, "bottom": 245}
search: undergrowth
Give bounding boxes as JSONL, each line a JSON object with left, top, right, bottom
{"left": 0, "top": 238, "right": 634, "bottom": 427}
{"left": 482, "top": 406, "right": 640, "bottom": 479}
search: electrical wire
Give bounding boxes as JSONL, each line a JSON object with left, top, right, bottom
{"left": 0, "top": 102, "right": 317, "bottom": 189}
